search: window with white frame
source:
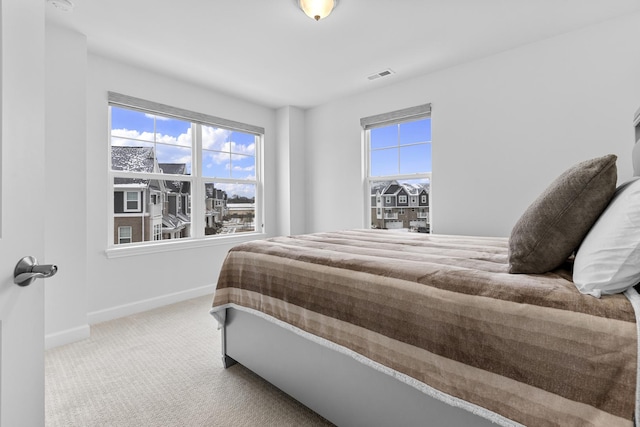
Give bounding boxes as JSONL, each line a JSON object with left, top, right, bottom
{"left": 109, "top": 92, "right": 263, "bottom": 247}
{"left": 124, "top": 191, "right": 141, "bottom": 212}
{"left": 362, "top": 104, "right": 431, "bottom": 232}
{"left": 118, "top": 226, "right": 132, "bottom": 244}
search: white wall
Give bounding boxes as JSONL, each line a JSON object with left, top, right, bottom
{"left": 85, "top": 54, "right": 277, "bottom": 322}
{"left": 276, "top": 106, "right": 306, "bottom": 236}
{"left": 276, "top": 107, "right": 292, "bottom": 235}
{"left": 288, "top": 107, "right": 307, "bottom": 235}
{"left": 304, "top": 12, "right": 640, "bottom": 237}
{"left": 44, "top": 24, "right": 90, "bottom": 348}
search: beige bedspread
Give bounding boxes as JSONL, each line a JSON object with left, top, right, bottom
{"left": 211, "top": 229, "right": 638, "bottom": 426}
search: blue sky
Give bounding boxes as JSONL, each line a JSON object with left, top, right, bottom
{"left": 111, "top": 106, "right": 257, "bottom": 198}
{"left": 370, "top": 118, "right": 432, "bottom": 177}
{"left": 110, "top": 107, "right": 256, "bottom": 179}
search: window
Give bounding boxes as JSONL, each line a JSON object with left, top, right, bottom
{"left": 118, "top": 226, "right": 132, "bottom": 244}
{"left": 109, "top": 92, "right": 263, "bottom": 247}
{"left": 362, "top": 104, "right": 431, "bottom": 232}
{"left": 125, "top": 191, "right": 140, "bottom": 212}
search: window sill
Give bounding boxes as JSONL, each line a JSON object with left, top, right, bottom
{"left": 104, "top": 232, "right": 267, "bottom": 259}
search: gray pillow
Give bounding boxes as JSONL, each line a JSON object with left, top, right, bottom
{"left": 508, "top": 154, "right": 617, "bottom": 274}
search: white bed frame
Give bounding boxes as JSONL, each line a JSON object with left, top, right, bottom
{"left": 220, "top": 307, "right": 506, "bottom": 427}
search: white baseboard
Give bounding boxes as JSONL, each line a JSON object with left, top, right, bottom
{"left": 87, "top": 284, "right": 215, "bottom": 325}
{"left": 45, "top": 324, "right": 91, "bottom": 350}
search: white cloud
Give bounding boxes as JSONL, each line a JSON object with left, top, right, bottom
{"left": 202, "top": 126, "right": 231, "bottom": 151}
{"left": 111, "top": 128, "right": 192, "bottom": 147}
{"left": 202, "top": 125, "right": 256, "bottom": 159}
{"left": 217, "top": 182, "right": 255, "bottom": 199}
{"left": 112, "top": 129, "right": 154, "bottom": 141}
{"left": 145, "top": 113, "right": 170, "bottom": 121}
{"left": 232, "top": 165, "right": 255, "bottom": 172}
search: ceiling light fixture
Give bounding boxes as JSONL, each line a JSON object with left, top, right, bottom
{"left": 298, "top": 0, "right": 338, "bottom": 22}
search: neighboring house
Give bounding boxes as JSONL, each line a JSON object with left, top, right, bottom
{"left": 205, "top": 183, "right": 228, "bottom": 235}
{"left": 112, "top": 146, "right": 165, "bottom": 244}
{"left": 158, "top": 163, "right": 191, "bottom": 240}
{"left": 112, "top": 147, "right": 203, "bottom": 244}
{"left": 371, "top": 181, "right": 430, "bottom": 231}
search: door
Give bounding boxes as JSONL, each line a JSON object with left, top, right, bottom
{"left": 0, "top": 0, "right": 47, "bottom": 425}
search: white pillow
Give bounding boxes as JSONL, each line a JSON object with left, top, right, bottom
{"left": 573, "top": 177, "right": 640, "bottom": 298}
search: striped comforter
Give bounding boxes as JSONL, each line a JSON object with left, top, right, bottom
{"left": 211, "top": 229, "right": 638, "bottom": 426}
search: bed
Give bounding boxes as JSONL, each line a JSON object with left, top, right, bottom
{"left": 210, "top": 151, "right": 640, "bottom": 426}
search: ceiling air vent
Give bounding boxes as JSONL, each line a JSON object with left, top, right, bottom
{"left": 367, "top": 69, "right": 395, "bottom": 81}
{"left": 47, "top": 0, "right": 74, "bottom": 12}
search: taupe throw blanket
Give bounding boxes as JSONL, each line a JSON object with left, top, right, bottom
{"left": 211, "top": 230, "right": 638, "bottom": 426}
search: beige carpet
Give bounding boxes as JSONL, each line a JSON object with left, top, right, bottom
{"left": 45, "top": 295, "right": 334, "bottom": 426}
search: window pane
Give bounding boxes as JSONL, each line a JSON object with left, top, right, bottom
{"left": 231, "top": 154, "right": 256, "bottom": 179}
{"left": 202, "top": 125, "right": 231, "bottom": 152}
{"left": 161, "top": 179, "right": 191, "bottom": 241}
{"left": 114, "top": 178, "right": 191, "bottom": 244}
{"left": 205, "top": 182, "right": 255, "bottom": 235}
{"left": 202, "top": 150, "right": 231, "bottom": 178}
{"left": 370, "top": 125, "right": 398, "bottom": 149}
{"left": 111, "top": 106, "right": 192, "bottom": 175}
{"left": 400, "top": 143, "right": 432, "bottom": 174}
{"left": 399, "top": 118, "right": 431, "bottom": 145}
{"left": 154, "top": 116, "right": 191, "bottom": 144}
{"left": 371, "top": 148, "right": 398, "bottom": 177}
{"left": 202, "top": 129, "right": 256, "bottom": 179}
{"left": 369, "top": 178, "right": 430, "bottom": 232}
{"left": 111, "top": 107, "right": 155, "bottom": 142}
{"left": 230, "top": 131, "right": 256, "bottom": 155}
{"left": 119, "top": 227, "right": 131, "bottom": 238}
{"left": 156, "top": 144, "right": 192, "bottom": 174}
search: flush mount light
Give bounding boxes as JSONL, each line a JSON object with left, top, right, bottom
{"left": 298, "top": 0, "right": 338, "bottom": 21}
{"left": 47, "top": 0, "right": 74, "bottom": 12}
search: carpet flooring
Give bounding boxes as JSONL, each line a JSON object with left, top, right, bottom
{"left": 45, "top": 295, "right": 334, "bottom": 426}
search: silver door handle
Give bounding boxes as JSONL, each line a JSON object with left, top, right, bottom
{"left": 14, "top": 256, "right": 58, "bottom": 287}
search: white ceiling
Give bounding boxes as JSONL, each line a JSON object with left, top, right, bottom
{"left": 46, "top": 0, "right": 640, "bottom": 109}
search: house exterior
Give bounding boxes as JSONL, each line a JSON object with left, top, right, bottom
{"left": 158, "top": 163, "right": 191, "bottom": 240}
{"left": 205, "top": 183, "right": 228, "bottom": 235}
{"left": 113, "top": 147, "right": 216, "bottom": 244}
{"left": 371, "top": 181, "right": 430, "bottom": 231}
{"left": 112, "top": 146, "right": 165, "bottom": 244}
